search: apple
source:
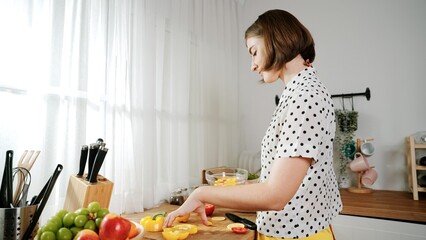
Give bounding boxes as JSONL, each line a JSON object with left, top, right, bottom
{"left": 205, "top": 203, "right": 215, "bottom": 216}
{"left": 74, "top": 229, "right": 99, "bottom": 240}
{"left": 99, "top": 213, "right": 131, "bottom": 240}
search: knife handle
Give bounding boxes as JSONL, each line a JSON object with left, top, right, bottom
{"left": 88, "top": 146, "right": 108, "bottom": 183}
{"left": 0, "top": 150, "right": 13, "bottom": 207}
{"left": 77, "top": 145, "right": 88, "bottom": 177}
{"left": 225, "top": 213, "right": 257, "bottom": 230}
{"left": 86, "top": 143, "right": 99, "bottom": 180}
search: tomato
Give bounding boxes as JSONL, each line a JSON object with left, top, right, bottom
{"left": 231, "top": 227, "right": 248, "bottom": 234}
{"left": 227, "top": 223, "right": 244, "bottom": 231}
{"left": 204, "top": 203, "right": 215, "bottom": 216}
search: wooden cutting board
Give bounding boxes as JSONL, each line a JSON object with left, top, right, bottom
{"left": 122, "top": 203, "right": 257, "bottom": 240}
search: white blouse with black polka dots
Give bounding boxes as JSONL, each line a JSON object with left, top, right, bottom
{"left": 257, "top": 67, "right": 342, "bottom": 239}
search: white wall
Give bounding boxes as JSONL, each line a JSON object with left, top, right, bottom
{"left": 238, "top": 0, "right": 426, "bottom": 191}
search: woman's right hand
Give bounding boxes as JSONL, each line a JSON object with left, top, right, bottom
{"left": 163, "top": 187, "right": 210, "bottom": 227}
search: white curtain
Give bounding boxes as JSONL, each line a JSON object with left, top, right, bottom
{"left": 0, "top": 0, "right": 240, "bottom": 221}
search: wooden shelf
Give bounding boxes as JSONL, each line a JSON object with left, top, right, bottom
{"left": 415, "top": 165, "right": 426, "bottom": 170}
{"left": 414, "top": 143, "right": 426, "bottom": 149}
{"left": 406, "top": 136, "right": 426, "bottom": 200}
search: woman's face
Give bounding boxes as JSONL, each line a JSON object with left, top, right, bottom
{"left": 246, "top": 36, "right": 281, "bottom": 83}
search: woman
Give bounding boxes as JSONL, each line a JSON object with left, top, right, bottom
{"left": 164, "top": 9, "right": 342, "bottom": 239}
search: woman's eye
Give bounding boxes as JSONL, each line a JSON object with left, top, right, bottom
{"left": 252, "top": 51, "right": 257, "bottom": 56}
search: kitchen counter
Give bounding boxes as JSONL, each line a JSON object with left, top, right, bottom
{"left": 339, "top": 188, "right": 426, "bottom": 223}
{"left": 122, "top": 189, "right": 426, "bottom": 239}
{"left": 122, "top": 203, "right": 257, "bottom": 240}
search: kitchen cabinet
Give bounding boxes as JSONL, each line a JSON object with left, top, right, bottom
{"left": 333, "top": 215, "right": 426, "bottom": 240}
{"left": 336, "top": 189, "right": 426, "bottom": 239}
{"left": 406, "top": 136, "right": 426, "bottom": 200}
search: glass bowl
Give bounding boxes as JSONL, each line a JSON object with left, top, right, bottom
{"left": 205, "top": 167, "right": 248, "bottom": 186}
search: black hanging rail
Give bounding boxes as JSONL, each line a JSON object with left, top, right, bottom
{"left": 331, "top": 87, "right": 371, "bottom": 101}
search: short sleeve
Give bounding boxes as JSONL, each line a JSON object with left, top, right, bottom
{"left": 275, "top": 85, "right": 330, "bottom": 162}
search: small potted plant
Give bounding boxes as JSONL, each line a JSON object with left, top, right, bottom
{"left": 247, "top": 169, "right": 261, "bottom": 184}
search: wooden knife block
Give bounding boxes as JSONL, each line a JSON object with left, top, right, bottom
{"left": 63, "top": 174, "right": 114, "bottom": 212}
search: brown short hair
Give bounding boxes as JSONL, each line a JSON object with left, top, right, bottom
{"left": 245, "top": 9, "right": 315, "bottom": 71}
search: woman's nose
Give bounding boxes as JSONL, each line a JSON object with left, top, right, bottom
{"left": 251, "top": 61, "right": 258, "bottom": 72}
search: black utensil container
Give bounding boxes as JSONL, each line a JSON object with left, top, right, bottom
{"left": 0, "top": 205, "right": 39, "bottom": 239}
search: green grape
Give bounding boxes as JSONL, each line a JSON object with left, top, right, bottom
{"left": 95, "top": 217, "right": 103, "bottom": 228}
{"left": 56, "top": 209, "right": 68, "bottom": 219}
{"left": 96, "top": 208, "right": 109, "bottom": 218}
{"left": 42, "top": 222, "right": 58, "bottom": 234}
{"left": 75, "top": 207, "right": 90, "bottom": 216}
{"left": 84, "top": 219, "right": 96, "bottom": 231}
{"left": 74, "top": 214, "right": 88, "bottom": 228}
{"left": 88, "top": 201, "right": 101, "bottom": 213}
{"left": 37, "top": 228, "right": 43, "bottom": 238}
{"left": 56, "top": 227, "right": 73, "bottom": 240}
{"left": 49, "top": 215, "right": 63, "bottom": 229}
{"left": 69, "top": 226, "right": 83, "bottom": 238}
{"left": 40, "top": 231, "right": 56, "bottom": 240}
{"left": 62, "top": 212, "right": 77, "bottom": 228}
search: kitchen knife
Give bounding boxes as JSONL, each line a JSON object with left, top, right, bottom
{"left": 77, "top": 145, "right": 88, "bottom": 177}
{"left": 86, "top": 143, "right": 99, "bottom": 180}
{"left": 225, "top": 213, "right": 257, "bottom": 230}
{"left": 88, "top": 146, "right": 108, "bottom": 183}
{"left": 23, "top": 164, "right": 63, "bottom": 240}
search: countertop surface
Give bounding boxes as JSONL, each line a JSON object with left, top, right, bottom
{"left": 339, "top": 188, "right": 426, "bottom": 223}
{"left": 122, "top": 203, "right": 257, "bottom": 240}
{"left": 122, "top": 189, "right": 426, "bottom": 239}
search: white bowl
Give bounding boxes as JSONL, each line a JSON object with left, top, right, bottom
{"left": 130, "top": 221, "right": 145, "bottom": 240}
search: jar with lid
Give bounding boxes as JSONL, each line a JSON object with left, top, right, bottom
{"left": 169, "top": 190, "right": 185, "bottom": 205}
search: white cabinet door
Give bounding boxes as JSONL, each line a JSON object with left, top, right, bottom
{"left": 332, "top": 215, "right": 426, "bottom": 240}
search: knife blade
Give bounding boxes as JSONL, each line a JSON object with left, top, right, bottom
{"left": 225, "top": 213, "right": 257, "bottom": 230}
{"left": 77, "top": 145, "right": 88, "bottom": 177}
{"left": 86, "top": 143, "right": 99, "bottom": 180}
{"left": 88, "top": 146, "right": 108, "bottom": 183}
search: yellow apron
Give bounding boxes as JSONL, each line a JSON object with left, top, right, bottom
{"left": 257, "top": 226, "right": 335, "bottom": 240}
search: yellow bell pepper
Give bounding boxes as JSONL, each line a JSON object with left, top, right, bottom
{"left": 162, "top": 228, "right": 190, "bottom": 240}
{"left": 140, "top": 211, "right": 166, "bottom": 232}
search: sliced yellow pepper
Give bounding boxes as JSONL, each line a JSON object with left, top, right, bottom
{"left": 175, "top": 213, "right": 190, "bottom": 223}
{"left": 173, "top": 224, "right": 198, "bottom": 234}
{"left": 140, "top": 211, "right": 166, "bottom": 232}
{"left": 162, "top": 228, "right": 190, "bottom": 240}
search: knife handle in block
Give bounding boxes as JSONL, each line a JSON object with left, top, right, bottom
{"left": 77, "top": 145, "right": 88, "bottom": 177}
{"left": 88, "top": 146, "right": 108, "bottom": 183}
{"left": 86, "top": 144, "right": 99, "bottom": 180}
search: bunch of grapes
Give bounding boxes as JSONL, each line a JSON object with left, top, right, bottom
{"left": 36, "top": 201, "right": 109, "bottom": 240}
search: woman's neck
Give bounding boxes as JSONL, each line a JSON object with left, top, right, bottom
{"left": 280, "top": 55, "right": 309, "bottom": 84}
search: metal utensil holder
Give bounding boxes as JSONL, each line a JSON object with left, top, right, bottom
{"left": 0, "top": 205, "right": 38, "bottom": 240}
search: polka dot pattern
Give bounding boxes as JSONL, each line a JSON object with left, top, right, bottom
{"left": 257, "top": 67, "right": 342, "bottom": 239}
